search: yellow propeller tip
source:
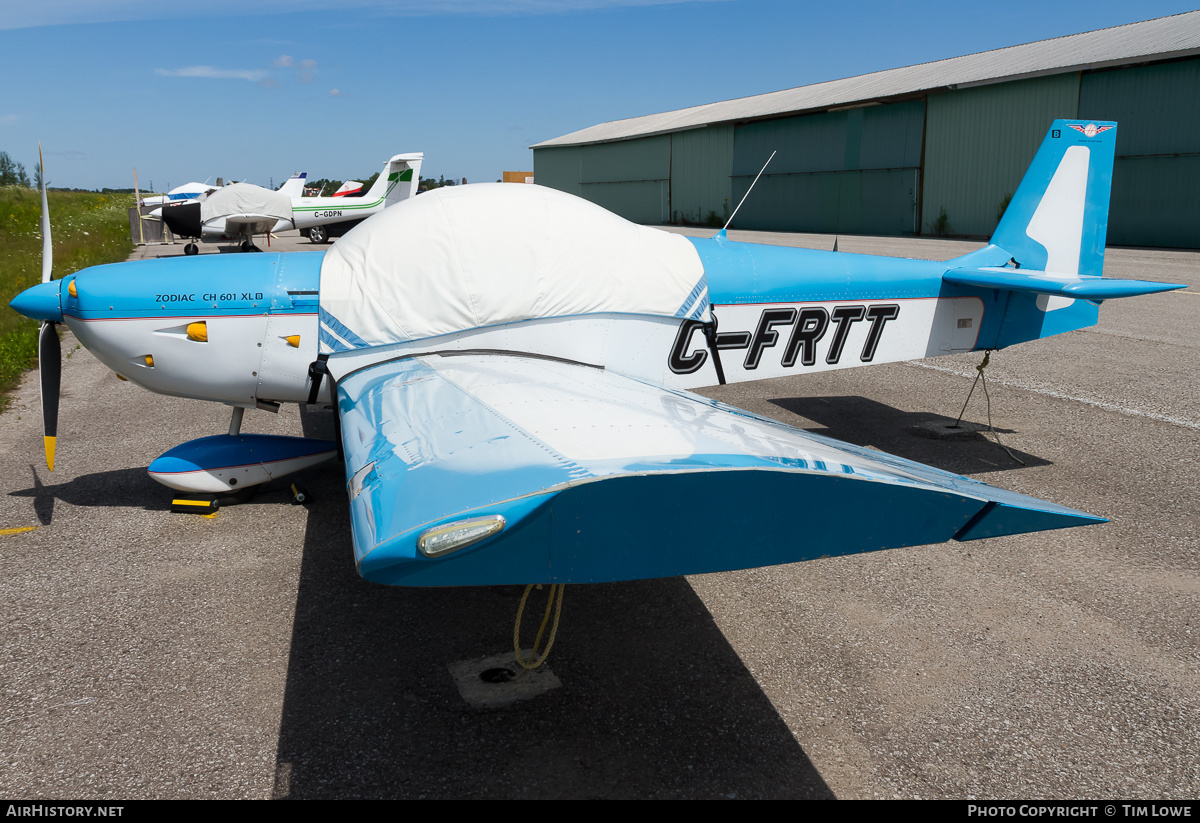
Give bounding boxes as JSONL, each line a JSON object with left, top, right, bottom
{"left": 43, "top": 435, "right": 55, "bottom": 472}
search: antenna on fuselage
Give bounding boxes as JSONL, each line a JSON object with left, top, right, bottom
{"left": 717, "top": 150, "right": 776, "bottom": 240}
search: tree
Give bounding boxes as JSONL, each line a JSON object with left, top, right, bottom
{"left": 0, "top": 151, "right": 31, "bottom": 187}
{"left": 417, "top": 174, "right": 459, "bottom": 193}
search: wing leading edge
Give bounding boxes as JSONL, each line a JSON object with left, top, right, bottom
{"left": 334, "top": 353, "right": 1103, "bottom": 586}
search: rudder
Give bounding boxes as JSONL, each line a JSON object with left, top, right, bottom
{"left": 990, "top": 120, "right": 1117, "bottom": 277}
{"left": 362, "top": 153, "right": 423, "bottom": 206}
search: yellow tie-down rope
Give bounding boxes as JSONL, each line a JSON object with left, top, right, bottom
{"left": 514, "top": 583, "right": 565, "bottom": 670}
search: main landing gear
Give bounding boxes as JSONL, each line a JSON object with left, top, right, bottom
{"left": 184, "top": 243, "right": 199, "bottom": 255}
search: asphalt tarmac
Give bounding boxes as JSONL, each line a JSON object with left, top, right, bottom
{"left": 0, "top": 228, "right": 1196, "bottom": 799}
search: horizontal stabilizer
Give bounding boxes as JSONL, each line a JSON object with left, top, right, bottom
{"left": 336, "top": 352, "right": 1105, "bottom": 586}
{"left": 944, "top": 267, "right": 1185, "bottom": 300}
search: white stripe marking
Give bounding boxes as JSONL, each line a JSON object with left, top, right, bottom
{"left": 907, "top": 360, "right": 1200, "bottom": 431}
{"left": 320, "top": 321, "right": 354, "bottom": 351}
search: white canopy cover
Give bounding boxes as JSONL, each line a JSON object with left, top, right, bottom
{"left": 317, "top": 183, "right": 709, "bottom": 352}
{"left": 200, "top": 182, "right": 293, "bottom": 224}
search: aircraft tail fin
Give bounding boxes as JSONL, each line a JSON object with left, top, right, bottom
{"left": 943, "top": 121, "right": 1184, "bottom": 349}
{"left": 986, "top": 119, "right": 1117, "bottom": 277}
{"left": 363, "top": 153, "right": 423, "bottom": 206}
{"left": 277, "top": 171, "right": 307, "bottom": 198}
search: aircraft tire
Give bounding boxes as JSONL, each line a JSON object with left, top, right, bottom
{"left": 309, "top": 225, "right": 329, "bottom": 244}
{"left": 184, "top": 243, "right": 198, "bottom": 256}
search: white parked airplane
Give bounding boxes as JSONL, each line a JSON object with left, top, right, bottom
{"left": 148, "top": 172, "right": 308, "bottom": 251}
{"left": 160, "top": 155, "right": 421, "bottom": 253}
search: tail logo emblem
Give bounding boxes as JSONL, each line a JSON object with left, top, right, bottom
{"left": 1069, "top": 123, "right": 1114, "bottom": 137}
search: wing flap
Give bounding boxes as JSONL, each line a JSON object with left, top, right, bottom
{"left": 335, "top": 352, "right": 1103, "bottom": 586}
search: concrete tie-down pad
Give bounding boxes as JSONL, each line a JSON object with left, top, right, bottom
{"left": 448, "top": 652, "right": 562, "bottom": 709}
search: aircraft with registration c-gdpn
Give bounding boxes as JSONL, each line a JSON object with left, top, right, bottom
{"left": 11, "top": 122, "right": 1184, "bottom": 587}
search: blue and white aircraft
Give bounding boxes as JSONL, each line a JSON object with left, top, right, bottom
{"left": 10, "top": 122, "right": 1184, "bottom": 587}
{"left": 140, "top": 180, "right": 221, "bottom": 208}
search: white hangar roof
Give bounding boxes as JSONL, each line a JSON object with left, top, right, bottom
{"left": 532, "top": 11, "right": 1200, "bottom": 149}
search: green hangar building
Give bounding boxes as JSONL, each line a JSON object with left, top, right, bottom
{"left": 531, "top": 12, "right": 1200, "bottom": 248}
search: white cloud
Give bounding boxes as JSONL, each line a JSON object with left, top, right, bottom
{"left": 259, "top": 77, "right": 283, "bottom": 89}
{"left": 300, "top": 58, "right": 317, "bottom": 68}
{"left": 329, "top": 88, "right": 342, "bottom": 96}
{"left": 273, "top": 55, "right": 295, "bottom": 67}
{"left": 0, "top": 114, "right": 22, "bottom": 125}
{"left": 155, "top": 66, "right": 268, "bottom": 81}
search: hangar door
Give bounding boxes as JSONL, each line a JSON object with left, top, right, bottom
{"left": 1079, "top": 58, "right": 1200, "bottom": 249}
{"left": 578, "top": 135, "right": 671, "bottom": 225}
{"left": 730, "top": 100, "right": 924, "bottom": 235}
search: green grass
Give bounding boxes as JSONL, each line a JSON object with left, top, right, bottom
{"left": 0, "top": 186, "right": 135, "bottom": 409}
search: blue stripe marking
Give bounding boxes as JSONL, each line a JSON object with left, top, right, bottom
{"left": 318, "top": 307, "right": 369, "bottom": 348}
{"left": 676, "top": 277, "right": 707, "bottom": 317}
{"left": 319, "top": 324, "right": 349, "bottom": 353}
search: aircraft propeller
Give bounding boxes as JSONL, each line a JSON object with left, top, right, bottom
{"left": 37, "top": 144, "right": 60, "bottom": 471}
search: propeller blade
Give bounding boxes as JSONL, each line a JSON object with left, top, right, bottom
{"left": 38, "top": 321, "right": 61, "bottom": 472}
{"left": 39, "top": 143, "right": 51, "bottom": 284}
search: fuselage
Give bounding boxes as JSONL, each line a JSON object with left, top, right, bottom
{"left": 289, "top": 182, "right": 398, "bottom": 231}
{"left": 9, "top": 236, "right": 1011, "bottom": 413}
{"left": 16, "top": 252, "right": 328, "bottom": 407}
{"left": 687, "top": 237, "right": 989, "bottom": 382}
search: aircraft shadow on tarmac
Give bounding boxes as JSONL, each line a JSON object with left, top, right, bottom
{"left": 769, "top": 395, "right": 1050, "bottom": 475}
{"left": 9, "top": 464, "right": 305, "bottom": 525}
{"left": 268, "top": 407, "right": 835, "bottom": 799}
{"left": 9, "top": 464, "right": 174, "bottom": 524}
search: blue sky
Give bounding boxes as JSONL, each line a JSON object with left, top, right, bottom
{"left": 1, "top": 0, "right": 1196, "bottom": 191}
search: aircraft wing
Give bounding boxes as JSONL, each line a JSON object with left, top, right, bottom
{"left": 333, "top": 352, "right": 1103, "bottom": 586}
{"left": 202, "top": 183, "right": 293, "bottom": 235}
{"left": 223, "top": 214, "right": 294, "bottom": 234}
